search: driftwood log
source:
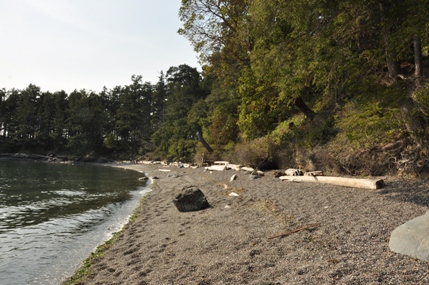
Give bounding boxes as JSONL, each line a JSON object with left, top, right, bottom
{"left": 205, "top": 165, "right": 226, "bottom": 171}
{"left": 285, "top": 168, "right": 303, "bottom": 176}
{"left": 279, "top": 175, "right": 384, "bottom": 190}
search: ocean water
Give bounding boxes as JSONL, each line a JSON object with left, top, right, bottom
{"left": 0, "top": 160, "right": 151, "bottom": 285}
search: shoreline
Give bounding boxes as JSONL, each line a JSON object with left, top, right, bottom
{"left": 65, "top": 163, "right": 429, "bottom": 284}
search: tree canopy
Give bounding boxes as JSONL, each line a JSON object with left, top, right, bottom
{"left": 1, "top": 1, "right": 429, "bottom": 175}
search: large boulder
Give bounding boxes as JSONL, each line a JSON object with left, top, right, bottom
{"left": 173, "top": 186, "right": 210, "bottom": 212}
{"left": 389, "top": 210, "right": 429, "bottom": 261}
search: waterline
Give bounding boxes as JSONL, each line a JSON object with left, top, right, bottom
{"left": 0, "top": 161, "right": 151, "bottom": 285}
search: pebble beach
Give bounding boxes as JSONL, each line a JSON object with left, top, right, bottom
{"left": 67, "top": 163, "right": 429, "bottom": 284}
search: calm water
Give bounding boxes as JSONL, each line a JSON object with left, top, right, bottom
{"left": 0, "top": 160, "right": 151, "bottom": 285}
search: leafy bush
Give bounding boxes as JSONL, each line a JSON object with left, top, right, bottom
{"left": 233, "top": 136, "right": 278, "bottom": 169}
{"left": 167, "top": 139, "right": 197, "bottom": 162}
{"left": 412, "top": 83, "right": 429, "bottom": 117}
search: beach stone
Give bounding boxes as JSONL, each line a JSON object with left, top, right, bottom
{"left": 249, "top": 171, "right": 260, "bottom": 180}
{"left": 389, "top": 210, "right": 429, "bottom": 261}
{"left": 230, "top": 174, "right": 237, "bottom": 181}
{"left": 173, "top": 186, "right": 210, "bottom": 212}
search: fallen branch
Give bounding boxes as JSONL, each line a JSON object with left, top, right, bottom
{"left": 268, "top": 223, "right": 320, "bottom": 240}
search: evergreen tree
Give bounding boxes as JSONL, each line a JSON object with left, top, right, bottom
{"left": 151, "top": 64, "right": 207, "bottom": 160}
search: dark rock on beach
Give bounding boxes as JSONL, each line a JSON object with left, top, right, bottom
{"left": 173, "top": 186, "right": 211, "bottom": 212}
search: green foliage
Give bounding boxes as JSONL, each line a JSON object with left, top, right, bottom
{"left": 336, "top": 102, "right": 403, "bottom": 148}
{"left": 412, "top": 83, "right": 429, "bottom": 116}
{"left": 302, "top": 115, "right": 337, "bottom": 149}
{"left": 233, "top": 136, "right": 277, "bottom": 168}
{"left": 167, "top": 139, "right": 197, "bottom": 161}
{"left": 149, "top": 65, "right": 208, "bottom": 161}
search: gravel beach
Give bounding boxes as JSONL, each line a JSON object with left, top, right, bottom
{"left": 68, "top": 163, "right": 429, "bottom": 284}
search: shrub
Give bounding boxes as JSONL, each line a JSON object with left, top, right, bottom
{"left": 336, "top": 101, "right": 403, "bottom": 148}
{"left": 412, "top": 83, "right": 429, "bottom": 117}
{"left": 234, "top": 136, "right": 277, "bottom": 169}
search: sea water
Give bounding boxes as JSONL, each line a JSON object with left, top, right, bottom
{"left": 0, "top": 160, "right": 151, "bottom": 285}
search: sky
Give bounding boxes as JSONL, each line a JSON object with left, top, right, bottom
{"left": 0, "top": 0, "right": 200, "bottom": 94}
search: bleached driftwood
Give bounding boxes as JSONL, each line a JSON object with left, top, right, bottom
{"left": 227, "top": 164, "right": 242, "bottom": 171}
{"left": 241, "top": 166, "right": 254, "bottom": 172}
{"left": 158, "top": 169, "right": 171, "bottom": 172}
{"left": 285, "top": 168, "right": 303, "bottom": 176}
{"left": 304, "top": 171, "right": 323, "bottom": 176}
{"left": 214, "top": 161, "right": 229, "bottom": 166}
{"left": 205, "top": 165, "right": 226, "bottom": 171}
{"left": 279, "top": 175, "right": 384, "bottom": 190}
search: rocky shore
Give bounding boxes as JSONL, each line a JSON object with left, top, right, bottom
{"left": 66, "top": 163, "right": 429, "bottom": 284}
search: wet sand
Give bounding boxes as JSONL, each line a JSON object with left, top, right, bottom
{"left": 68, "top": 163, "right": 429, "bottom": 284}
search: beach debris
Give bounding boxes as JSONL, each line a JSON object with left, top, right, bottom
{"left": 285, "top": 168, "right": 304, "bottom": 176}
{"left": 230, "top": 174, "right": 237, "bottom": 181}
{"left": 224, "top": 205, "right": 231, "bottom": 209}
{"left": 138, "top": 176, "right": 148, "bottom": 181}
{"left": 173, "top": 186, "right": 211, "bottom": 212}
{"left": 249, "top": 171, "right": 261, "bottom": 180}
{"left": 227, "top": 164, "right": 242, "bottom": 171}
{"left": 241, "top": 166, "right": 254, "bottom": 172}
{"left": 279, "top": 175, "right": 384, "bottom": 190}
{"left": 158, "top": 169, "right": 171, "bottom": 172}
{"left": 304, "top": 171, "right": 324, "bottom": 176}
{"left": 273, "top": 170, "right": 283, "bottom": 178}
{"left": 205, "top": 164, "right": 227, "bottom": 171}
{"left": 205, "top": 161, "right": 229, "bottom": 171}
{"left": 229, "top": 192, "right": 239, "bottom": 197}
{"left": 268, "top": 223, "right": 320, "bottom": 240}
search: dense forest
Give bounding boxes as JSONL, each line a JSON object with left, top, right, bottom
{"left": 1, "top": 0, "right": 429, "bottom": 176}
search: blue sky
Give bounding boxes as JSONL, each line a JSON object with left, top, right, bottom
{"left": 0, "top": 0, "right": 200, "bottom": 93}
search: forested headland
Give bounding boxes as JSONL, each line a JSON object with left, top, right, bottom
{"left": 1, "top": 0, "right": 429, "bottom": 177}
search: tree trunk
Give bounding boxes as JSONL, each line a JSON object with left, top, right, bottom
{"left": 379, "top": 3, "right": 400, "bottom": 80}
{"left": 294, "top": 97, "right": 315, "bottom": 120}
{"left": 413, "top": 34, "right": 423, "bottom": 78}
{"left": 195, "top": 129, "right": 213, "bottom": 153}
{"left": 400, "top": 97, "right": 424, "bottom": 147}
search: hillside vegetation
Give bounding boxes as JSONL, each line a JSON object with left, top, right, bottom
{"left": 1, "top": 0, "right": 429, "bottom": 177}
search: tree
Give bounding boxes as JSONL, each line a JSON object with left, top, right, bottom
{"left": 0, "top": 88, "right": 6, "bottom": 138}
{"left": 151, "top": 72, "right": 167, "bottom": 132}
{"left": 115, "top": 75, "right": 153, "bottom": 156}
{"left": 151, "top": 64, "right": 208, "bottom": 160}
{"left": 66, "top": 89, "right": 107, "bottom": 154}
{"left": 35, "top": 91, "right": 55, "bottom": 149}
{"left": 15, "top": 84, "right": 41, "bottom": 150}
{"left": 50, "top": 91, "right": 68, "bottom": 148}
{"left": 178, "top": 0, "right": 251, "bottom": 62}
